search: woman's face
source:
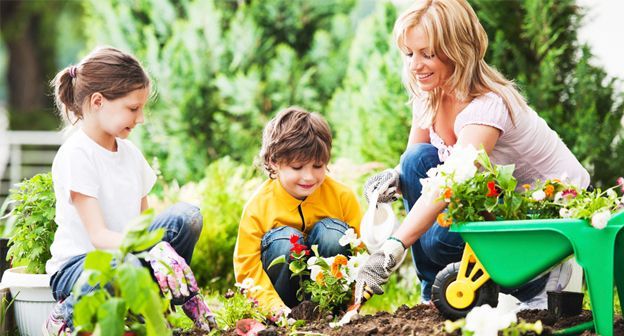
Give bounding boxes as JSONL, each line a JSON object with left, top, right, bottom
{"left": 403, "top": 25, "right": 454, "bottom": 92}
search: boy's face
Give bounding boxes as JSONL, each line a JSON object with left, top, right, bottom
{"left": 273, "top": 160, "right": 327, "bottom": 200}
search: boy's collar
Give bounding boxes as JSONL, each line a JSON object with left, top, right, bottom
{"left": 272, "top": 178, "right": 325, "bottom": 211}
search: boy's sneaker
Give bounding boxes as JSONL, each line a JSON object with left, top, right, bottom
{"left": 42, "top": 301, "right": 70, "bottom": 336}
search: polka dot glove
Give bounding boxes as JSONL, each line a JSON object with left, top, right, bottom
{"left": 146, "top": 241, "right": 198, "bottom": 301}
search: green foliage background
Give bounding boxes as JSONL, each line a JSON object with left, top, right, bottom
{"left": 74, "top": 0, "right": 623, "bottom": 292}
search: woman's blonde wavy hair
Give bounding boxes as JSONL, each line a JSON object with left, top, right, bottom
{"left": 394, "top": 0, "right": 528, "bottom": 128}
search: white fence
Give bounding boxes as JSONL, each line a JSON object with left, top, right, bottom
{"left": 1, "top": 131, "right": 63, "bottom": 203}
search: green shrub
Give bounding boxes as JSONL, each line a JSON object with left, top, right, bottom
{"left": 6, "top": 172, "right": 56, "bottom": 274}
{"left": 188, "top": 158, "right": 263, "bottom": 291}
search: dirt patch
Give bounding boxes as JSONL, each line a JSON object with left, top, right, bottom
{"left": 212, "top": 304, "right": 624, "bottom": 335}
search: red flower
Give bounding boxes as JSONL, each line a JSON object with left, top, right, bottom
{"left": 289, "top": 234, "right": 300, "bottom": 244}
{"left": 618, "top": 177, "right": 624, "bottom": 192}
{"left": 291, "top": 243, "right": 307, "bottom": 254}
{"left": 486, "top": 181, "right": 499, "bottom": 197}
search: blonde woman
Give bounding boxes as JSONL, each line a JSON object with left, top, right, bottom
{"left": 355, "top": 0, "right": 589, "bottom": 309}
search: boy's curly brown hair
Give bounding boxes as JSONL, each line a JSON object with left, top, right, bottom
{"left": 259, "top": 106, "right": 332, "bottom": 179}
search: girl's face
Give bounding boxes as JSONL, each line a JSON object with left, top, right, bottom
{"left": 93, "top": 88, "right": 149, "bottom": 139}
{"left": 404, "top": 25, "right": 454, "bottom": 92}
{"left": 273, "top": 160, "right": 327, "bottom": 200}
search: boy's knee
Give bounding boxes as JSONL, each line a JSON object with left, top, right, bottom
{"left": 311, "top": 218, "right": 350, "bottom": 257}
{"left": 261, "top": 226, "right": 303, "bottom": 255}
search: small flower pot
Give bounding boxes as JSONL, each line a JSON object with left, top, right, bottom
{"left": 1, "top": 266, "right": 55, "bottom": 336}
{"left": 547, "top": 291, "right": 584, "bottom": 317}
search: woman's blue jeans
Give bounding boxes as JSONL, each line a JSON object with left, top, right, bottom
{"left": 49, "top": 202, "right": 203, "bottom": 328}
{"left": 400, "top": 143, "right": 546, "bottom": 302}
{"left": 261, "top": 218, "right": 351, "bottom": 308}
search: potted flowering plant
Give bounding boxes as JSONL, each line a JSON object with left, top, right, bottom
{"left": 0, "top": 173, "right": 56, "bottom": 336}
{"left": 423, "top": 145, "right": 624, "bottom": 228}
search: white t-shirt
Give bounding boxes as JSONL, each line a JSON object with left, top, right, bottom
{"left": 428, "top": 92, "right": 590, "bottom": 189}
{"left": 46, "top": 129, "right": 156, "bottom": 275}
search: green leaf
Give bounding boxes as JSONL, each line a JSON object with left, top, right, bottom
{"left": 289, "top": 260, "right": 307, "bottom": 274}
{"left": 267, "top": 255, "right": 286, "bottom": 270}
{"left": 94, "top": 298, "right": 126, "bottom": 336}
{"left": 73, "top": 290, "right": 108, "bottom": 333}
{"left": 84, "top": 250, "right": 114, "bottom": 273}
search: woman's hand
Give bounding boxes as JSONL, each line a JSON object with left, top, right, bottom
{"left": 146, "top": 241, "right": 199, "bottom": 301}
{"left": 363, "top": 169, "right": 400, "bottom": 203}
{"left": 355, "top": 238, "right": 407, "bottom": 299}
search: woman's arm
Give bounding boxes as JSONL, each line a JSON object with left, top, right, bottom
{"left": 394, "top": 124, "right": 501, "bottom": 246}
{"left": 71, "top": 191, "right": 123, "bottom": 249}
{"left": 141, "top": 196, "right": 149, "bottom": 212}
{"left": 407, "top": 122, "right": 430, "bottom": 147}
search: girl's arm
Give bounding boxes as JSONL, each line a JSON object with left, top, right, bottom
{"left": 71, "top": 191, "right": 123, "bottom": 249}
{"left": 394, "top": 124, "right": 500, "bottom": 246}
{"left": 141, "top": 196, "right": 149, "bottom": 212}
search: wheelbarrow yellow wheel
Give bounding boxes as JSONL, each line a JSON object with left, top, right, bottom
{"left": 431, "top": 262, "right": 499, "bottom": 320}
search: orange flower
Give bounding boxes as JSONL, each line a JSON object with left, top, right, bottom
{"left": 522, "top": 184, "right": 531, "bottom": 190}
{"left": 331, "top": 264, "right": 343, "bottom": 279}
{"left": 437, "top": 213, "right": 453, "bottom": 227}
{"left": 443, "top": 187, "right": 453, "bottom": 201}
{"left": 316, "top": 272, "right": 325, "bottom": 285}
{"left": 552, "top": 178, "right": 561, "bottom": 184}
{"left": 333, "top": 255, "right": 348, "bottom": 266}
{"left": 544, "top": 184, "right": 555, "bottom": 198}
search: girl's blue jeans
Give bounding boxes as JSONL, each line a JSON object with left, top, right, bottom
{"left": 261, "top": 218, "right": 351, "bottom": 308}
{"left": 49, "top": 202, "right": 203, "bottom": 328}
{"left": 400, "top": 143, "right": 547, "bottom": 302}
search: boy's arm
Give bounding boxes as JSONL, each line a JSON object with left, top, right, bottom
{"left": 342, "top": 191, "right": 364, "bottom": 236}
{"left": 234, "top": 211, "right": 287, "bottom": 311}
{"left": 71, "top": 191, "right": 123, "bottom": 249}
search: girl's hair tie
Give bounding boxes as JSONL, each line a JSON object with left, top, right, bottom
{"left": 68, "top": 66, "right": 77, "bottom": 78}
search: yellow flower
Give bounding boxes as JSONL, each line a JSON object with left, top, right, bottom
{"left": 544, "top": 184, "right": 555, "bottom": 198}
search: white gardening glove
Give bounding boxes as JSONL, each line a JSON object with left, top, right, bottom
{"left": 363, "top": 169, "right": 400, "bottom": 203}
{"left": 355, "top": 237, "right": 407, "bottom": 300}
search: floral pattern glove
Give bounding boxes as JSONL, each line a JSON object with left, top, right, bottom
{"left": 363, "top": 168, "right": 400, "bottom": 203}
{"left": 355, "top": 238, "right": 406, "bottom": 299}
{"left": 182, "top": 294, "right": 216, "bottom": 331}
{"left": 146, "top": 241, "right": 198, "bottom": 300}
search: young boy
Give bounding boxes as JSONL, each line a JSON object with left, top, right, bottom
{"left": 234, "top": 107, "right": 363, "bottom": 312}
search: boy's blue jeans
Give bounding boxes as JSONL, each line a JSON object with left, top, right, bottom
{"left": 400, "top": 143, "right": 547, "bottom": 302}
{"left": 49, "top": 202, "right": 203, "bottom": 328}
{"left": 261, "top": 218, "right": 351, "bottom": 308}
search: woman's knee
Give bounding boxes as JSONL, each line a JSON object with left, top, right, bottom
{"left": 420, "top": 229, "right": 464, "bottom": 266}
{"left": 400, "top": 143, "right": 440, "bottom": 179}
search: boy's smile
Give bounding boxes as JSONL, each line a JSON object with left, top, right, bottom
{"left": 274, "top": 161, "right": 327, "bottom": 200}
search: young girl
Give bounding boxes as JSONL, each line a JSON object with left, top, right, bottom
{"left": 44, "top": 46, "right": 213, "bottom": 333}
{"left": 355, "top": 0, "right": 589, "bottom": 309}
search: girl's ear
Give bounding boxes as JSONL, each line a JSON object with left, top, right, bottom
{"left": 90, "top": 92, "right": 104, "bottom": 110}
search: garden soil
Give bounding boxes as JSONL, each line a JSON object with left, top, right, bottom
{"left": 201, "top": 302, "right": 624, "bottom": 336}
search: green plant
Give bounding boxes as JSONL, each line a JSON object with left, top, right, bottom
{"left": 72, "top": 210, "right": 171, "bottom": 336}
{"left": 214, "top": 278, "right": 267, "bottom": 331}
{"left": 6, "top": 172, "right": 56, "bottom": 274}
{"left": 189, "top": 157, "right": 263, "bottom": 290}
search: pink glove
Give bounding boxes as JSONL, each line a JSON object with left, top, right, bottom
{"left": 146, "top": 241, "right": 198, "bottom": 300}
{"left": 182, "top": 295, "right": 216, "bottom": 331}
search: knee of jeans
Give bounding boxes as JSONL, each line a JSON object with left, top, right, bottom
{"left": 310, "top": 218, "right": 350, "bottom": 256}
{"left": 261, "top": 226, "right": 303, "bottom": 256}
{"left": 421, "top": 236, "right": 464, "bottom": 266}
{"left": 400, "top": 144, "right": 439, "bottom": 177}
{"left": 172, "top": 202, "right": 203, "bottom": 239}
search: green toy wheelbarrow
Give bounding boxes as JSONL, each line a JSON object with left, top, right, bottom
{"left": 431, "top": 211, "right": 624, "bottom": 336}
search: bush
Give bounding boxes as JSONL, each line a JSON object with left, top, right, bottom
{"left": 6, "top": 172, "right": 56, "bottom": 274}
{"left": 180, "top": 158, "right": 263, "bottom": 291}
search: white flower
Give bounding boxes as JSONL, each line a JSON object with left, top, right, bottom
{"left": 344, "top": 253, "right": 370, "bottom": 284}
{"left": 607, "top": 189, "right": 617, "bottom": 199}
{"left": 235, "top": 277, "right": 255, "bottom": 290}
{"left": 554, "top": 191, "right": 563, "bottom": 203}
{"left": 464, "top": 304, "right": 517, "bottom": 336}
{"left": 559, "top": 208, "right": 572, "bottom": 218}
{"left": 339, "top": 228, "right": 361, "bottom": 248}
{"left": 440, "top": 145, "right": 481, "bottom": 184}
{"left": 591, "top": 209, "right": 611, "bottom": 229}
{"left": 532, "top": 190, "right": 546, "bottom": 201}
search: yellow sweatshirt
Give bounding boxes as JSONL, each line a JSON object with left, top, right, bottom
{"left": 233, "top": 175, "right": 362, "bottom": 311}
